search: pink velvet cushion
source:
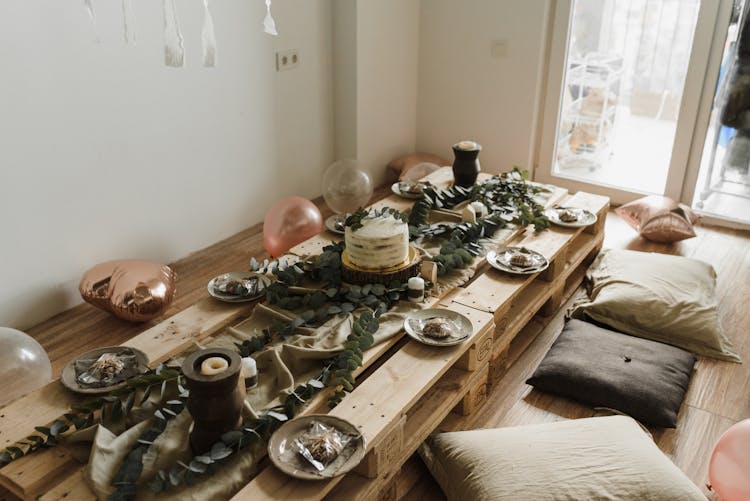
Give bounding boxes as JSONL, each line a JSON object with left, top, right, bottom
{"left": 615, "top": 195, "right": 700, "bottom": 243}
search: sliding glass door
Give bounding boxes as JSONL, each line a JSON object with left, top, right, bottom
{"left": 537, "top": 0, "right": 727, "bottom": 206}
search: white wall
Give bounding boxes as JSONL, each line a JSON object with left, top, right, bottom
{"left": 355, "top": 0, "right": 421, "bottom": 186}
{"left": 0, "top": 0, "right": 333, "bottom": 330}
{"left": 331, "top": 0, "right": 421, "bottom": 186}
{"left": 332, "top": 0, "right": 358, "bottom": 159}
{"left": 416, "top": 0, "right": 551, "bottom": 174}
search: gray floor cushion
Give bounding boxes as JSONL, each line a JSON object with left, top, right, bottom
{"left": 569, "top": 248, "right": 740, "bottom": 362}
{"left": 527, "top": 319, "right": 695, "bottom": 427}
{"left": 419, "top": 416, "right": 705, "bottom": 501}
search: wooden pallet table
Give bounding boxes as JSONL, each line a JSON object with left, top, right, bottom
{"left": 0, "top": 168, "right": 608, "bottom": 500}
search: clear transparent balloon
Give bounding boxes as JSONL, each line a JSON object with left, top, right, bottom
{"left": 0, "top": 327, "right": 52, "bottom": 407}
{"left": 322, "top": 160, "right": 374, "bottom": 214}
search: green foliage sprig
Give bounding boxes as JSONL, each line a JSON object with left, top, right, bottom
{"left": 149, "top": 368, "right": 331, "bottom": 493}
{"left": 235, "top": 327, "right": 273, "bottom": 357}
{"left": 109, "top": 374, "right": 188, "bottom": 501}
{"left": 325, "top": 308, "right": 384, "bottom": 407}
{"left": 345, "top": 207, "right": 408, "bottom": 232}
{"left": 0, "top": 366, "right": 184, "bottom": 468}
{"left": 408, "top": 168, "right": 550, "bottom": 275}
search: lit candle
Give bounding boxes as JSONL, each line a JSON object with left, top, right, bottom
{"left": 200, "top": 356, "right": 229, "bottom": 375}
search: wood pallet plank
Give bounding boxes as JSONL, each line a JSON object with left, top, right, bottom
{"left": 232, "top": 303, "right": 494, "bottom": 500}
{"left": 327, "top": 365, "right": 490, "bottom": 501}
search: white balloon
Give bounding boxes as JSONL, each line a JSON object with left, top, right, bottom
{"left": 322, "top": 159, "right": 374, "bottom": 214}
{"left": 0, "top": 327, "right": 52, "bottom": 407}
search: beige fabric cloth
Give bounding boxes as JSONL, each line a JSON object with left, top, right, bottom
{"left": 419, "top": 415, "right": 705, "bottom": 501}
{"left": 82, "top": 302, "right": 416, "bottom": 499}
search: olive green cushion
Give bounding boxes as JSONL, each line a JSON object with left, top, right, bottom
{"left": 570, "top": 249, "right": 740, "bottom": 362}
{"left": 419, "top": 416, "right": 705, "bottom": 501}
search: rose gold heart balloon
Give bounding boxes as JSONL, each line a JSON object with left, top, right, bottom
{"left": 263, "top": 197, "right": 324, "bottom": 257}
{"left": 79, "top": 260, "right": 176, "bottom": 322}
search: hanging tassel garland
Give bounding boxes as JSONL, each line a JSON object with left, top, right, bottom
{"left": 121, "top": 0, "right": 137, "bottom": 45}
{"left": 163, "top": 0, "right": 185, "bottom": 67}
{"left": 201, "top": 0, "right": 217, "bottom": 67}
{"left": 83, "top": 0, "right": 101, "bottom": 43}
{"left": 263, "top": 0, "right": 278, "bottom": 36}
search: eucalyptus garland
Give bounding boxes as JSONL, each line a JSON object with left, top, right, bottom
{"left": 148, "top": 303, "right": 386, "bottom": 491}
{"left": 0, "top": 366, "right": 184, "bottom": 468}
{"left": 409, "top": 167, "right": 550, "bottom": 275}
{"left": 148, "top": 367, "right": 331, "bottom": 493}
{"left": 109, "top": 372, "right": 188, "bottom": 501}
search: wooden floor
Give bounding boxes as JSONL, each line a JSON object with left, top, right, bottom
{"left": 1, "top": 184, "right": 748, "bottom": 500}
{"left": 408, "top": 212, "right": 750, "bottom": 500}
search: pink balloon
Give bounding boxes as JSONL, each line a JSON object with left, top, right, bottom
{"left": 709, "top": 419, "right": 750, "bottom": 501}
{"left": 263, "top": 197, "right": 323, "bottom": 257}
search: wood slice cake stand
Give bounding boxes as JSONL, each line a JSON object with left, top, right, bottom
{"left": 341, "top": 246, "right": 422, "bottom": 285}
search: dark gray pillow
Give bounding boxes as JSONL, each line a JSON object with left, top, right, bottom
{"left": 527, "top": 319, "right": 695, "bottom": 428}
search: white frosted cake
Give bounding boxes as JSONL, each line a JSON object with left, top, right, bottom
{"left": 345, "top": 214, "right": 410, "bottom": 270}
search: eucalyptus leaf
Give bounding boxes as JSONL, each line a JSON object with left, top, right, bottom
{"left": 188, "top": 459, "right": 209, "bottom": 473}
{"left": 220, "top": 430, "right": 244, "bottom": 445}
{"left": 265, "top": 410, "right": 288, "bottom": 422}
{"left": 340, "top": 302, "right": 355, "bottom": 313}
{"left": 124, "top": 392, "right": 135, "bottom": 415}
{"left": 149, "top": 476, "right": 165, "bottom": 493}
{"left": 169, "top": 466, "right": 181, "bottom": 486}
{"left": 209, "top": 442, "right": 233, "bottom": 461}
{"left": 140, "top": 385, "right": 153, "bottom": 405}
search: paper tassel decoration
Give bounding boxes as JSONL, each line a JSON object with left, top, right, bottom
{"left": 163, "top": 0, "right": 185, "bottom": 67}
{"left": 264, "top": 0, "right": 278, "bottom": 36}
{"left": 83, "top": 0, "right": 100, "bottom": 43}
{"left": 202, "top": 0, "right": 217, "bottom": 67}
{"left": 121, "top": 0, "right": 137, "bottom": 44}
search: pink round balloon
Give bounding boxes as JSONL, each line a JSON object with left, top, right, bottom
{"left": 709, "top": 419, "right": 750, "bottom": 501}
{"left": 263, "top": 197, "right": 323, "bottom": 257}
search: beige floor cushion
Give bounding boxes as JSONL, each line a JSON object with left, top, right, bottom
{"left": 419, "top": 416, "right": 705, "bottom": 501}
{"left": 570, "top": 248, "right": 741, "bottom": 362}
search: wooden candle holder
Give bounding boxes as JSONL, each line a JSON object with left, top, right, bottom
{"left": 182, "top": 348, "right": 244, "bottom": 453}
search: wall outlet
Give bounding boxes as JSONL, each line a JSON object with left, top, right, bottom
{"left": 491, "top": 39, "right": 508, "bottom": 58}
{"left": 276, "top": 49, "right": 299, "bottom": 71}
